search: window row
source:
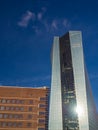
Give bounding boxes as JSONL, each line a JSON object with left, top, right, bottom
{"left": 0, "top": 99, "right": 33, "bottom": 104}
{"left": 0, "top": 113, "right": 47, "bottom": 119}
{"left": 0, "top": 104, "right": 47, "bottom": 111}
{"left": 0, "top": 122, "right": 45, "bottom": 129}
{"left": 0, "top": 113, "right": 23, "bottom": 119}
{"left": 0, "top": 113, "right": 33, "bottom": 119}
{"left": 0, "top": 106, "right": 33, "bottom": 111}
{"left": 0, "top": 106, "right": 24, "bottom": 111}
{"left": 0, "top": 122, "right": 32, "bottom": 127}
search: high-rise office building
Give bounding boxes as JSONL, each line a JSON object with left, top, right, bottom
{"left": 49, "top": 31, "right": 97, "bottom": 130}
{"left": 0, "top": 86, "right": 49, "bottom": 130}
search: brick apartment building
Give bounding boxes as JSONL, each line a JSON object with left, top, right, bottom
{"left": 0, "top": 86, "right": 49, "bottom": 130}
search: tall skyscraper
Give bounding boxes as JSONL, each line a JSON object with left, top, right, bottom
{"left": 49, "top": 31, "right": 97, "bottom": 130}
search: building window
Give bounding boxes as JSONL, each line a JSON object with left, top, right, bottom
{"left": 12, "top": 99, "right": 16, "bottom": 104}
{"left": 0, "top": 106, "right": 5, "bottom": 110}
{"left": 27, "top": 122, "right": 32, "bottom": 127}
{"left": 39, "top": 119, "right": 45, "bottom": 124}
{"left": 2, "top": 122, "right": 6, "bottom": 127}
{"left": 7, "top": 100, "right": 11, "bottom": 103}
{"left": 16, "top": 100, "right": 20, "bottom": 104}
{"left": 9, "top": 114, "right": 13, "bottom": 119}
{"left": 6, "top": 106, "right": 10, "bottom": 110}
{"left": 13, "top": 122, "right": 17, "bottom": 127}
{"left": 20, "top": 107, "right": 24, "bottom": 111}
{"left": 11, "top": 107, "right": 14, "bottom": 111}
{"left": 14, "top": 114, "right": 18, "bottom": 119}
{"left": 20, "top": 100, "right": 24, "bottom": 104}
{"left": 1, "top": 99, "right": 6, "bottom": 103}
{"left": 39, "top": 112, "right": 45, "bottom": 115}
{"left": 18, "top": 122, "right": 22, "bottom": 127}
{"left": 40, "top": 97, "right": 46, "bottom": 101}
{"left": 28, "top": 107, "right": 32, "bottom": 111}
{"left": 8, "top": 122, "right": 12, "bottom": 127}
{"left": 28, "top": 114, "right": 32, "bottom": 119}
{"left": 15, "top": 107, "right": 19, "bottom": 111}
{"left": 1, "top": 122, "right": 7, "bottom": 127}
{"left": 38, "top": 128, "right": 45, "bottom": 130}
{"left": 4, "top": 114, "right": 8, "bottom": 118}
{"left": 29, "top": 100, "right": 33, "bottom": 104}
{"left": 39, "top": 104, "right": 45, "bottom": 108}
{"left": 19, "top": 114, "right": 23, "bottom": 119}
{"left": 0, "top": 114, "right": 3, "bottom": 118}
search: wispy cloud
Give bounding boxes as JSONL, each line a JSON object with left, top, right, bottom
{"left": 18, "top": 10, "right": 35, "bottom": 27}
{"left": 50, "top": 18, "right": 71, "bottom": 32}
{"left": 63, "top": 19, "right": 71, "bottom": 28}
{"left": 51, "top": 20, "right": 58, "bottom": 30}
{"left": 17, "top": 7, "right": 71, "bottom": 34}
{"left": 37, "top": 7, "right": 47, "bottom": 21}
{"left": 37, "top": 12, "right": 43, "bottom": 20}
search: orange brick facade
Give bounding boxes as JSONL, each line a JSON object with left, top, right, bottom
{"left": 0, "top": 86, "right": 49, "bottom": 130}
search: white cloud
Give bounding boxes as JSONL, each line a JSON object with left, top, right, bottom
{"left": 63, "top": 19, "right": 68, "bottom": 27}
{"left": 51, "top": 20, "right": 58, "bottom": 30}
{"left": 37, "top": 7, "right": 47, "bottom": 21}
{"left": 63, "top": 19, "right": 71, "bottom": 28}
{"left": 17, "top": 8, "right": 71, "bottom": 34}
{"left": 37, "top": 12, "right": 43, "bottom": 20}
{"left": 18, "top": 10, "right": 35, "bottom": 27}
{"left": 50, "top": 18, "right": 71, "bottom": 32}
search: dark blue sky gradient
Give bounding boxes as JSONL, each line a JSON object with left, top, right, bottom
{"left": 0, "top": 0, "right": 98, "bottom": 111}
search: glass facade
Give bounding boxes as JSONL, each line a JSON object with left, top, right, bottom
{"left": 48, "top": 31, "right": 97, "bottom": 130}
{"left": 69, "top": 31, "right": 89, "bottom": 130}
{"left": 49, "top": 37, "right": 63, "bottom": 130}
{"left": 60, "top": 33, "right": 79, "bottom": 130}
{"left": 85, "top": 68, "right": 98, "bottom": 130}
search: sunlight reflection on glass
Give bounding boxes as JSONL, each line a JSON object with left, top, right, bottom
{"left": 76, "top": 105, "right": 84, "bottom": 116}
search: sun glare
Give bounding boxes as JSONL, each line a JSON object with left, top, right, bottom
{"left": 76, "top": 105, "right": 83, "bottom": 116}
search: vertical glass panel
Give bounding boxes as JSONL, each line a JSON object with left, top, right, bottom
{"left": 60, "top": 33, "right": 79, "bottom": 130}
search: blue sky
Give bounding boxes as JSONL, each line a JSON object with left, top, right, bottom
{"left": 0, "top": 0, "right": 98, "bottom": 110}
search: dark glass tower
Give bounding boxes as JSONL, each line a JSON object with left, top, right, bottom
{"left": 48, "top": 31, "right": 97, "bottom": 130}
{"left": 60, "top": 33, "right": 79, "bottom": 130}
